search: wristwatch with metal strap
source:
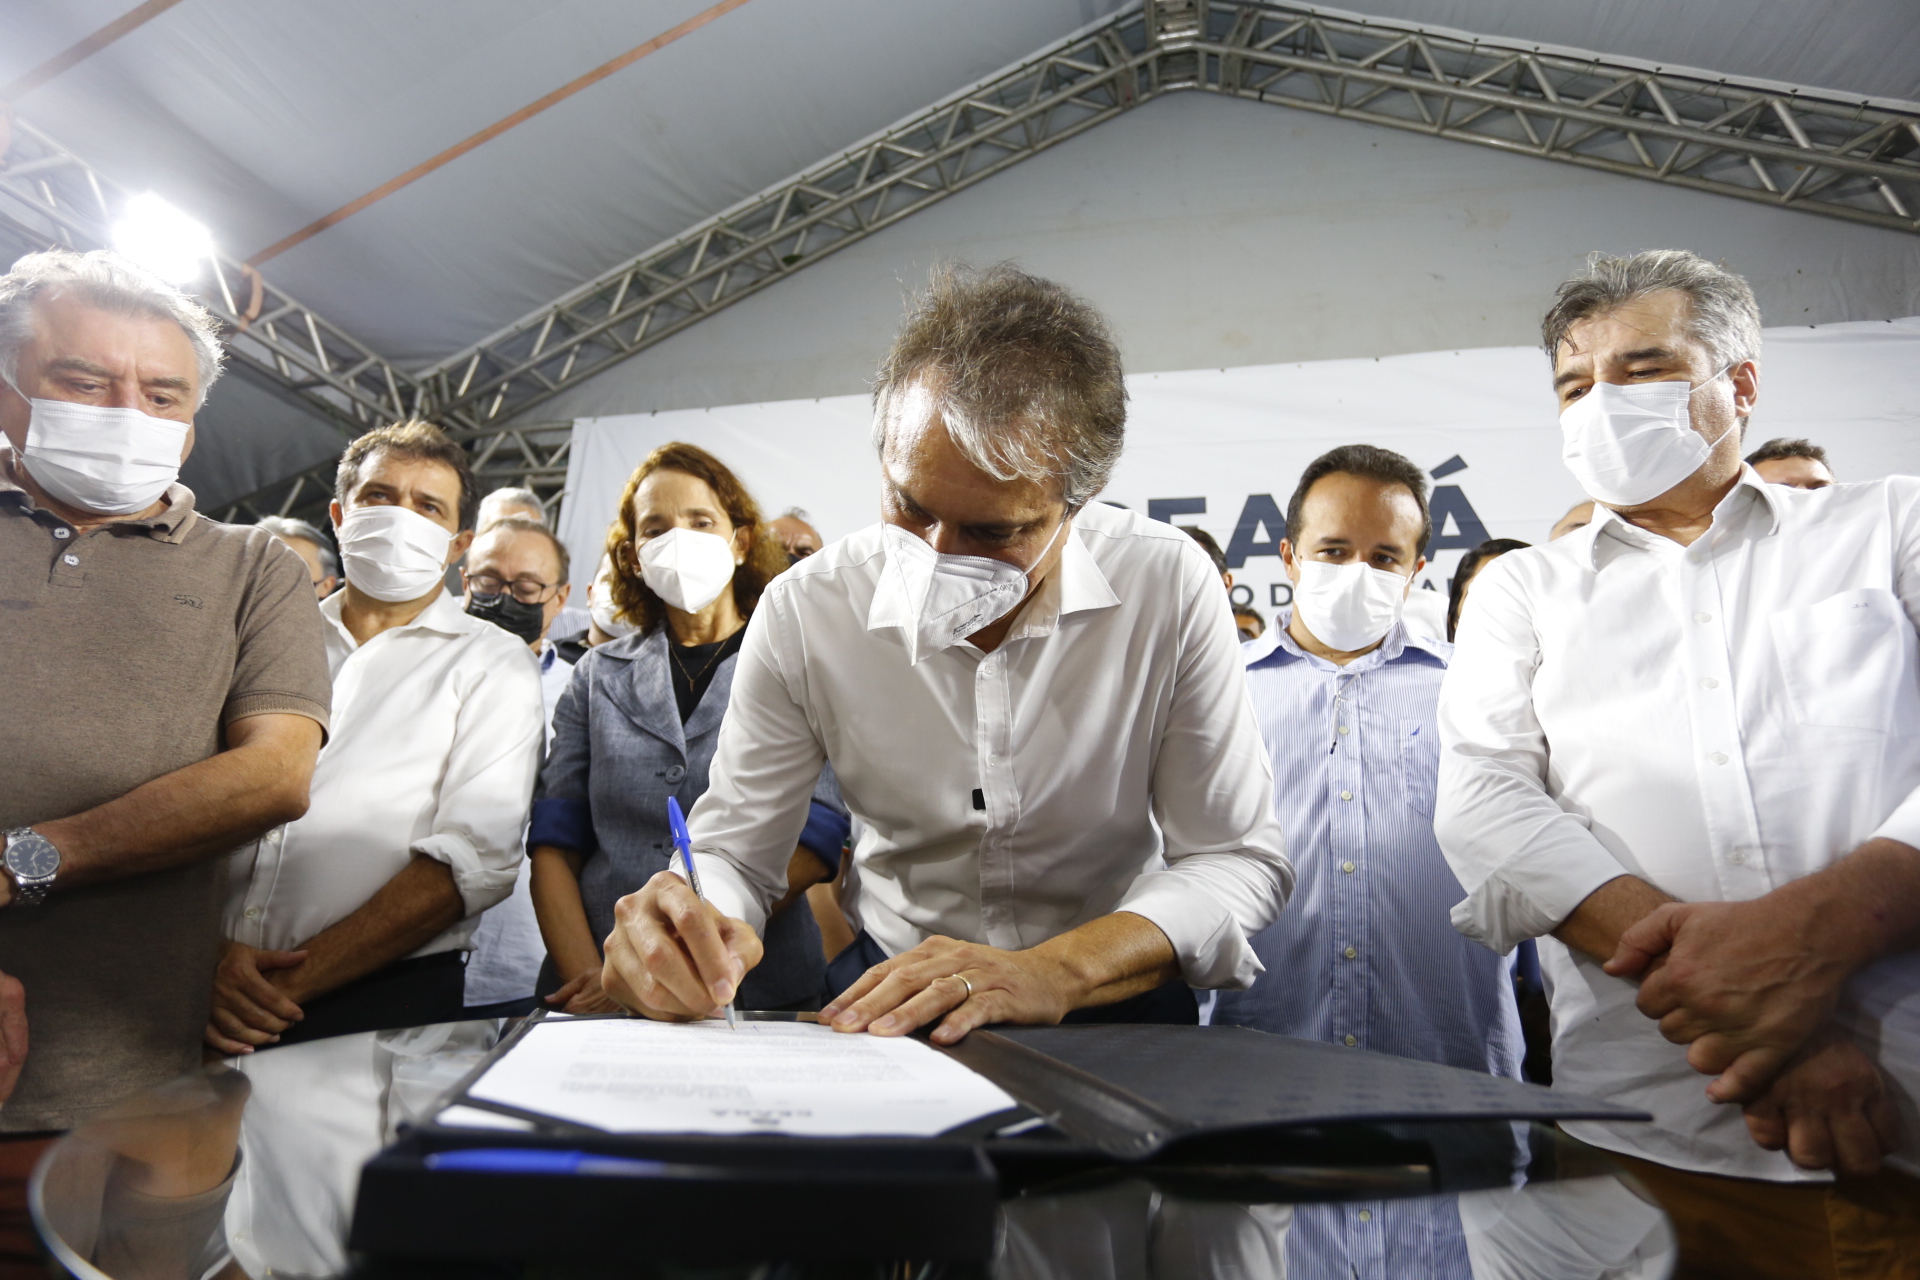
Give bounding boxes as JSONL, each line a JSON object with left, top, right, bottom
{"left": 2, "top": 828, "right": 61, "bottom": 907}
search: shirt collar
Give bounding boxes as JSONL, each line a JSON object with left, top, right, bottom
{"left": 866, "top": 517, "right": 1121, "bottom": 642}
{"left": 322, "top": 585, "right": 471, "bottom": 651}
{"left": 0, "top": 448, "right": 198, "bottom": 543}
{"left": 1245, "top": 611, "right": 1448, "bottom": 673}
{"left": 1581, "top": 463, "right": 1784, "bottom": 569}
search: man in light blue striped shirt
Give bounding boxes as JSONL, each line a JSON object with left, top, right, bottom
{"left": 1214, "top": 444, "right": 1523, "bottom": 1280}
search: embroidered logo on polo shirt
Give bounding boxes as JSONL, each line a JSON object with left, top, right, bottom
{"left": 173, "top": 595, "right": 203, "bottom": 610}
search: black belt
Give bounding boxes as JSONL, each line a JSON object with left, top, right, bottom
{"left": 272, "top": 950, "right": 469, "bottom": 1047}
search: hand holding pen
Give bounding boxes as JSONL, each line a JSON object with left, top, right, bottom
{"left": 666, "top": 796, "right": 737, "bottom": 1029}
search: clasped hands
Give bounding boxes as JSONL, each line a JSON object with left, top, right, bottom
{"left": 204, "top": 941, "right": 310, "bottom": 1056}
{"left": 1603, "top": 881, "right": 1900, "bottom": 1176}
{"left": 602, "top": 870, "right": 1077, "bottom": 1044}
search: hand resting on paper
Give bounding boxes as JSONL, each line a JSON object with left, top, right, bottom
{"left": 601, "top": 869, "right": 764, "bottom": 1021}
{"left": 822, "top": 912, "right": 1180, "bottom": 1046}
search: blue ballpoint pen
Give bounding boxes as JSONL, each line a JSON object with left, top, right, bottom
{"left": 666, "top": 795, "right": 737, "bottom": 1029}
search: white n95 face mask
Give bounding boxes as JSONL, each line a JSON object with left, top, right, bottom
{"left": 637, "top": 527, "right": 739, "bottom": 613}
{"left": 882, "top": 519, "right": 1063, "bottom": 665}
{"left": 335, "top": 504, "right": 453, "bottom": 603}
{"left": 1560, "top": 368, "right": 1733, "bottom": 508}
{"left": 19, "top": 397, "right": 189, "bottom": 515}
{"left": 1291, "top": 559, "right": 1409, "bottom": 653}
{"left": 588, "top": 556, "right": 638, "bottom": 638}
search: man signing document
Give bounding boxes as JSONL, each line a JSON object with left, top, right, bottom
{"left": 601, "top": 265, "right": 1293, "bottom": 1041}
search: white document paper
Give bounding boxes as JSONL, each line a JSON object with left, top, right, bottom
{"left": 463, "top": 1017, "right": 1017, "bottom": 1137}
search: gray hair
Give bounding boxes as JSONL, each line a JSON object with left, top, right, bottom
{"left": 256, "top": 515, "right": 337, "bottom": 578}
{"left": 0, "top": 249, "right": 224, "bottom": 406}
{"left": 871, "top": 264, "right": 1126, "bottom": 511}
{"left": 477, "top": 485, "right": 545, "bottom": 529}
{"left": 1542, "top": 250, "right": 1762, "bottom": 370}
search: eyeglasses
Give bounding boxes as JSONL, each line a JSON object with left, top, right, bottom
{"left": 465, "top": 571, "right": 560, "bottom": 605}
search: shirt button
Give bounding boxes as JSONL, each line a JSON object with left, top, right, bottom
{"left": 1344, "top": 1034, "right": 1357, "bottom": 1047}
{"left": 1343, "top": 946, "right": 1358, "bottom": 959}
{"left": 1695, "top": 611, "right": 1712, "bottom": 624}
{"left": 244, "top": 908, "right": 260, "bottom": 920}
{"left": 1728, "top": 851, "right": 1747, "bottom": 865}
{"left": 1358, "top": 1209, "right": 1373, "bottom": 1223}
{"left": 1701, "top": 678, "right": 1719, "bottom": 690}
{"left": 1337, "top": 725, "right": 1349, "bottom": 735}
{"left": 1340, "top": 790, "right": 1353, "bottom": 801}
{"left": 52, "top": 527, "right": 70, "bottom": 540}
{"left": 1709, "top": 751, "right": 1728, "bottom": 765}
{"left": 62, "top": 553, "right": 79, "bottom": 566}
{"left": 1341, "top": 861, "right": 1356, "bottom": 874}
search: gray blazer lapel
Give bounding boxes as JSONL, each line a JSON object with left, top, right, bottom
{"left": 599, "top": 628, "right": 685, "bottom": 756}
{"left": 681, "top": 650, "right": 739, "bottom": 745}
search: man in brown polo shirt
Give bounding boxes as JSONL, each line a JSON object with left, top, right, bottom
{"left": 0, "top": 248, "right": 330, "bottom": 1264}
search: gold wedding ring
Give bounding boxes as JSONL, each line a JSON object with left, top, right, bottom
{"left": 949, "top": 973, "right": 975, "bottom": 1000}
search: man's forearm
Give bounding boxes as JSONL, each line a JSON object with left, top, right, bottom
{"left": 1554, "top": 874, "right": 1678, "bottom": 964}
{"left": 35, "top": 714, "right": 321, "bottom": 890}
{"left": 1033, "top": 911, "right": 1180, "bottom": 1009}
{"left": 1775, "top": 838, "right": 1920, "bottom": 971}
{"left": 276, "top": 856, "right": 465, "bottom": 1004}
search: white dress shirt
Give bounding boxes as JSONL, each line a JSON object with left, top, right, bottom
{"left": 689, "top": 500, "right": 1294, "bottom": 989}
{"left": 226, "top": 590, "right": 546, "bottom": 958}
{"left": 1436, "top": 466, "right": 1920, "bottom": 1180}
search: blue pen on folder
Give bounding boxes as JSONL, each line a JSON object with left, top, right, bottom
{"left": 667, "top": 795, "right": 737, "bottom": 1029}
{"left": 427, "top": 1148, "right": 682, "bottom": 1177}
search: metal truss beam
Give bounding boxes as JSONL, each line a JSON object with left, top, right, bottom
{"left": 0, "top": 117, "right": 467, "bottom": 436}
{"left": 17, "top": 0, "right": 1920, "bottom": 522}
{"left": 1190, "top": 4, "right": 1920, "bottom": 234}
{"left": 211, "top": 420, "right": 574, "bottom": 526}
{"left": 410, "top": 0, "right": 1920, "bottom": 433}
{"left": 414, "top": 8, "right": 1157, "bottom": 428}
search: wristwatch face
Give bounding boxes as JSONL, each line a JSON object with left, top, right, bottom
{"left": 6, "top": 833, "right": 59, "bottom": 881}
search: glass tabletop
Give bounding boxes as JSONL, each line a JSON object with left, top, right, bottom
{"left": 30, "top": 1019, "right": 1674, "bottom": 1280}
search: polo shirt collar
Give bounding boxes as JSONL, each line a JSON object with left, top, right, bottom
{"left": 0, "top": 449, "right": 198, "bottom": 543}
{"left": 1583, "top": 463, "right": 1784, "bottom": 569}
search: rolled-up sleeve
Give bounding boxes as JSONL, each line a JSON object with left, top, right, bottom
{"left": 413, "top": 645, "right": 546, "bottom": 918}
{"left": 1122, "top": 551, "right": 1294, "bottom": 991}
{"left": 689, "top": 596, "right": 830, "bottom": 933}
{"left": 1434, "top": 556, "right": 1628, "bottom": 955}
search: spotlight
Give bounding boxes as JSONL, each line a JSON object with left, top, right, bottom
{"left": 110, "top": 193, "right": 215, "bottom": 284}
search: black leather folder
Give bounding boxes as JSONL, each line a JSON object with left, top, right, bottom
{"left": 348, "top": 1013, "right": 1647, "bottom": 1265}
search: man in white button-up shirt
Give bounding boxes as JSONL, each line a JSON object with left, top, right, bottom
{"left": 213, "top": 421, "right": 545, "bottom": 1278}
{"left": 1436, "top": 250, "right": 1920, "bottom": 1274}
{"left": 602, "top": 265, "right": 1293, "bottom": 1043}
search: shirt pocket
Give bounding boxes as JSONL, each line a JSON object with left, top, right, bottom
{"left": 1400, "top": 718, "right": 1440, "bottom": 817}
{"left": 1769, "top": 587, "right": 1920, "bottom": 735}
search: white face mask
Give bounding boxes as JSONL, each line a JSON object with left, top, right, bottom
{"left": 881, "top": 519, "right": 1064, "bottom": 665}
{"left": 1290, "top": 559, "right": 1409, "bottom": 653}
{"left": 1559, "top": 368, "right": 1734, "bottom": 508}
{"left": 587, "top": 557, "right": 638, "bottom": 638}
{"left": 335, "top": 504, "right": 454, "bottom": 603}
{"left": 17, "top": 397, "right": 188, "bottom": 516}
{"left": 638, "top": 526, "right": 740, "bottom": 614}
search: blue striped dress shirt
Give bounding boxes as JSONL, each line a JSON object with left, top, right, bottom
{"left": 1214, "top": 614, "right": 1523, "bottom": 1280}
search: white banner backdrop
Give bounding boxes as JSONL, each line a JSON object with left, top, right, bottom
{"left": 559, "top": 316, "right": 1920, "bottom": 623}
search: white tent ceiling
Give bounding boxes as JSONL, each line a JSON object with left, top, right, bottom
{"left": 3, "top": 0, "right": 1918, "bottom": 507}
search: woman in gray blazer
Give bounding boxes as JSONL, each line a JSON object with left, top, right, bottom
{"left": 528, "top": 443, "right": 848, "bottom": 1012}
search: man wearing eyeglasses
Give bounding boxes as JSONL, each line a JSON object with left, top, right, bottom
{"left": 462, "top": 515, "right": 575, "bottom": 723}
{"left": 460, "top": 516, "right": 575, "bottom": 1020}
